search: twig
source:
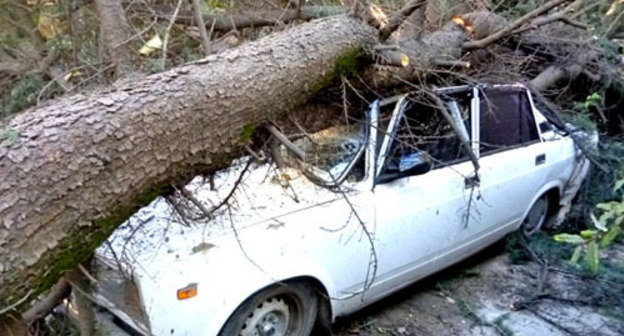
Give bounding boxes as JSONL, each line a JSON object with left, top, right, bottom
{"left": 22, "top": 278, "right": 71, "bottom": 324}
{"left": 207, "top": 159, "right": 252, "bottom": 215}
{"left": 178, "top": 186, "right": 213, "bottom": 218}
{"left": 105, "top": 240, "right": 125, "bottom": 278}
{"left": 67, "top": 64, "right": 115, "bottom": 92}
{"left": 605, "top": 7, "right": 624, "bottom": 37}
{"left": 160, "top": 0, "right": 183, "bottom": 69}
{"left": 432, "top": 58, "right": 471, "bottom": 69}
{"left": 78, "top": 263, "right": 99, "bottom": 285}
{"left": 178, "top": 159, "right": 252, "bottom": 221}
{"left": 166, "top": 195, "right": 193, "bottom": 226}
{"left": 114, "top": 17, "right": 158, "bottom": 49}
{"left": 244, "top": 145, "right": 265, "bottom": 162}
{"left": 380, "top": 0, "right": 426, "bottom": 40}
{"left": 333, "top": 179, "right": 378, "bottom": 298}
{"left": 512, "top": 260, "right": 550, "bottom": 310}
{"left": 0, "top": 290, "right": 34, "bottom": 317}
{"left": 225, "top": 205, "right": 270, "bottom": 279}
{"left": 463, "top": 0, "right": 571, "bottom": 50}
{"left": 192, "top": 0, "right": 212, "bottom": 55}
{"left": 267, "top": 125, "right": 306, "bottom": 160}
{"left": 512, "top": 12, "right": 588, "bottom": 35}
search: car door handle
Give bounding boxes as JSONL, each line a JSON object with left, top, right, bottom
{"left": 535, "top": 154, "right": 546, "bottom": 166}
{"left": 464, "top": 175, "right": 480, "bottom": 189}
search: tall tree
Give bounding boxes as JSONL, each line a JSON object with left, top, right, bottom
{"left": 94, "top": 0, "right": 135, "bottom": 77}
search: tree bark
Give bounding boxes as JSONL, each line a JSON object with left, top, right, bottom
{"left": 94, "top": 0, "right": 135, "bottom": 78}
{"left": 0, "top": 15, "right": 376, "bottom": 325}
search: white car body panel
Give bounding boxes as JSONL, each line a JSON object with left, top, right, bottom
{"left": 94, "top": 84, "right": 590, "bottom": 336}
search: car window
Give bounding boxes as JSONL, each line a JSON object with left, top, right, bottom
{"left": 376, "top": 101, "right": 400, "bottom": 155}
{"left": 440, "top": 90, "right": 473, "bottom": 139}
{"left": 289, "top": 115, "right": 368, "bottom": 185}
{"left": 378, "top": 94, "right": 470, "bottom": 181}
{"left": 479, "top": 88, "right": 539, "bottom": 154}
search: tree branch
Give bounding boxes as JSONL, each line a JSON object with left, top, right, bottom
{"left": 21, "top": 278, "right": 71, "bottom": 324}
{"left": 380, "top": 0, "right": 426, "bottom": 40}
{"left": 151, "top": 6, "right": 345, "bottom": 32}
{"left": 462, "top": 0, "right": 571, "bottom": 50}
{"left": 192, "top": 0, "right": 212, "bottom": 55}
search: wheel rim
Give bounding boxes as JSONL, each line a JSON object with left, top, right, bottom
{"left": 239, "top": 296, "right": 301, "bottom": 336}
{"left": 523, "top": 195, "right": 548, "bottom": 236}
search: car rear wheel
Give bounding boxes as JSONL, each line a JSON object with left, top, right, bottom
{"left": 522, "top": 194, "right": 549, "bottom": 236}
{"left": 218, "top": 282, "right": 318, "bottom": 336}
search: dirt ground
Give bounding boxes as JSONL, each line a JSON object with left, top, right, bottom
{"left": 332, "top": 240, "right": 624, "bottom": 336}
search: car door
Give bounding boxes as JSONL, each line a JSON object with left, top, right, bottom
{"left": 364, "top": 92, "right": 478, "bottom": 301}
{"left": 468, "top": 86, "right": 553, "bottom": 241}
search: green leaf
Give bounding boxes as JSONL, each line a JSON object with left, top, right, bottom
{"left": 597, "top": 201, "right": 619, "bottom": 211}
{"left": 614, "top": 179, "right": 624, "bottom": 193}
{"left": 570, "top": 246, "right": 582, "bottom": 264}
{"left": 600, "top": 225, "right": 621, "bottom": 249}
{"left": 615, "top": 215, "right": 624, "bottom": 227}
{"left": 585, "top": 240, "right": 599, "bottom": 273}
{"left": 553, "top": 233, "right": 586, "bottom": 244}
{"left": 586, "top": 92, "right": 603, "bottom": 104}
{"left": 599, "top": 212, "right": 615, "bottom": 226}
{"left": 581, "top": 230, "right": 598, "bottom": 239}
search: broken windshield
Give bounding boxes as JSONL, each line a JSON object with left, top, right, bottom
{"left": 287, "top": 114, "right": 369, "bottom": 187}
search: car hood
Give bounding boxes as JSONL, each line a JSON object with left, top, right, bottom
{"left": 95, "top": 158, "right": 357, "bottom": 276}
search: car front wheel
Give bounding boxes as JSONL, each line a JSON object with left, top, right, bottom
{"left": 522, "top": 193, "right": 550, "bottom": 236}
{"left": 218, "top": 282, "right": 318, "bottom": 336}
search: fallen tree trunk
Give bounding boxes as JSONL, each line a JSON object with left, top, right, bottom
{"left": 0, "top": 0, "right": 613, "bottom": 329}
{"left": 0, "top": 15, "right": 376, "bottom": 322}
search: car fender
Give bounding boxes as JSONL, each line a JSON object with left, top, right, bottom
{"left": 140, "top": 242, "right": 339, "bottom": 336}
{"left": 516, "top": 180, "right": 562, "bottom": 230}
{"left": 203, "top": 251, "right": 337, "bottom": 336}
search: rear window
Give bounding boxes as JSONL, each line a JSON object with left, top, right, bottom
{"left": 479, "top": 88, "right": 539, "bottom": 154}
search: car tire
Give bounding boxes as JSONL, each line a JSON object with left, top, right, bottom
{"left": 218, "top": 281, "right": 318, "bottom": 336}
{"left": 522, "top": 193, "right": 550, "bottom": 236}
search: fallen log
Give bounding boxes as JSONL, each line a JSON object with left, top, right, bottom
{"left": 0, "top": 15, "right": 376, "bottom": 324}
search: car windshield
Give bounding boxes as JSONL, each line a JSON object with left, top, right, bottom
{"left": 288, "top": 115, "right": 368, "bottom": 187}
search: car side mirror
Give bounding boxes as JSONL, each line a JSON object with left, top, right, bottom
{"left": 398, "top": 151, "right": 432, "bottom": 173}
{"left": 376, "top": 152, "right": 432, "bottom": 184}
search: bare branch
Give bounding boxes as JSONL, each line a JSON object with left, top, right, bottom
{"left": 380, "top": 0, "right": 426, "bottom": 40}
{"left": 431, "top": 58, "right": 471, "bottom": 69}
{"left": 160, "top": 0, "right": 183, "bottom": 69}
{"left": 149, "top": 6, "right": 345, "bottom": 32}
{"left": 21, "top": 278, "right": 71, "bottom": 324}
{"left": 192, "top": 0, "right": 212, "bottom": 55}
{"left": 267, "top": 125, "right": 306, "bottom": 160}
{"left": 462, "top": 0, "right": 572, "bottom": 50}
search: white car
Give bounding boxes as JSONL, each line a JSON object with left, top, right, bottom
{"left": 94, "top": 83, "right": 590, "bottom": 336}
